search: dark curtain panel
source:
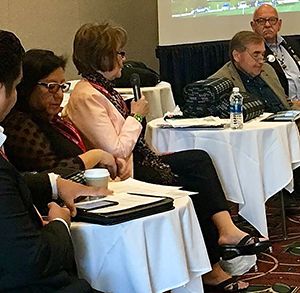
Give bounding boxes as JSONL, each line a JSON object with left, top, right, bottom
{"left": 156, "top": 40, "right": 230, "bottom": 107}
{"left": 156, "top": 34, "right": 300, "bottom": 107}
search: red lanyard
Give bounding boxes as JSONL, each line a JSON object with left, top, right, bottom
{"left": 51, "top": 116, "right": 87, "bottom": 153}
{"left": 0, "top": 148, "right": 8, "bottom": 161}
{"left": 89, "top": 81, "right": 129, "bottom": 117}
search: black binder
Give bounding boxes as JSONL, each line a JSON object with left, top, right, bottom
{"left": 262, "top": 110, "right": 300, "bottom": 122}
{"left": 183, "top": 78, "right": 264, "bottom": 122}
{"left": 73, "top": 196, "right": 174, "bottom": 225}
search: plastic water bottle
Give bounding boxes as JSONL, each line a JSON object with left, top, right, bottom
{"left": 230, "top": 87, "right": 243, "bottom": 129}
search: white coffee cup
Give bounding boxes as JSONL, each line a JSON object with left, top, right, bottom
{"left": 84, "top": 168, "right": 109, "bottom": 188}
{"left": 84, "top": 168, "right": 109, "bottom": 200}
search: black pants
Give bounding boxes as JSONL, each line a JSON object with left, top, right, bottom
{"left": 134, "top": 150, "right": 229, "bottom": 265}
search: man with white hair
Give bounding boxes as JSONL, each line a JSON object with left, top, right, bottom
{"left": 251, "top": 4, "right": 300, "bottom": 100}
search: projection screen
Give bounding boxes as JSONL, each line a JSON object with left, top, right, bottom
{"left": 158, "top": 0, "right": 300, "bottom": 45}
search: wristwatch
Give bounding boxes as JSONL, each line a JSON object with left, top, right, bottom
{"left": 131, "top": 113, "right": 143, "bottom": 123}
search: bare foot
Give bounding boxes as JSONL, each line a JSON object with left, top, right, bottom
{"left": 218, "top": 232, "right": 269, "bottom": 246}
{"left": 203, "top": 263, "right": 249, "bottom": 289}
{"left": 211, "top": 211, "right": 268, "bottom": 247}
{"left": 224, "top": 280, "right": 249, "bottom": 291}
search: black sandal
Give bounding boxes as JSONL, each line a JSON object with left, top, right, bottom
{"left": 203, "top": 277, "right": 249, "bottom": 293}
{"left": 219, "top": 235, "right": 271, "bottom": 260}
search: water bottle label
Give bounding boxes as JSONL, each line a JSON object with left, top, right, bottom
{"left": 230, "top": 104, "right": 242, "bottom": 113}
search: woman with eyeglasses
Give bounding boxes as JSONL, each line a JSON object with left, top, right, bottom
{"left": 62, "top": 22, "right": 271, "bottom": 292}
{"left": 2, "top": 49, "right": 117, "bottom": 177}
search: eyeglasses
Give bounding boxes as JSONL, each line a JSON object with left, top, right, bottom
{"left": 253, "top": 17, "right": 279, "bottom": 26}
{"left": 117, "top": 51, "right": 126, "bottom": 58}
{"left": 245, "top": 49, "right": 266, "bottom": 62}
{"left": 37, "top": 82, "right": 71, "bottom": 93}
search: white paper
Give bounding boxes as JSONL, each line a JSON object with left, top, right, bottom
{"left": 165, "top": 116, "right": 229, "bottom": 128}
{"left": 108, "top": 178, "right": 197, "bottom": 199}
{"left": 75, "top": 178, "right": 196, "bottom": 214}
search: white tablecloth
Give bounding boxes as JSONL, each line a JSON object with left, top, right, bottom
{"left": 146, "top": 118, "right": 300, "bottom": 237}
{"left": 116, "top": 81, "right": 176, "bottom": 121}
{"left": 71, "top": 196, "right": 211, "bottom": 293}
{"left": 62, "top": 80, "right": 176, "bottom": 122}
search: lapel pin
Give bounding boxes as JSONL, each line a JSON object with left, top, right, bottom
{"left": 267, "top": 54, "right": 276, "bottom": 62}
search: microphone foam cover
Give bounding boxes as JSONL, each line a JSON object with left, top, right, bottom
{"left": 130, "top": 73, "right": 140, "bottom": 87}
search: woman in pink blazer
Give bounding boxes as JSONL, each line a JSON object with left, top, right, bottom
{"left": 62, "top": 77, "right": 147, "bottom": 180}
{"left": 62, "top": 22, "right": 270, "bottom": 292}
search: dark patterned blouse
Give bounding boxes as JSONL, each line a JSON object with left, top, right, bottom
{"left": 2, "top": 110, "right": 85, "bottom": 172}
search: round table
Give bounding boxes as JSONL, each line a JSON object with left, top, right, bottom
{"left": 71, "top": 195, "right": 211, "bottom": 293}
{"left": 116, "top": 81, "right": 176, "bottom": 121}
{"left": 145, "top": 117, "right": 300, "bottom": 237}
{"left": 62, "top": 80, "right": 176, "bottom": 122}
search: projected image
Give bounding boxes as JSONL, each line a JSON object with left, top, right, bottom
{"left": 171, "top": 0, "right": 300, "bottom": 17}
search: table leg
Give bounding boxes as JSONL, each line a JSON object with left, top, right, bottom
{"left": 279, "top": 190, "right": 287, "bottom": 240}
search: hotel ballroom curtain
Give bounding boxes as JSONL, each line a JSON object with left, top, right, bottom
{"left": 156, "top": 40, "right": 230, "bottom": 107}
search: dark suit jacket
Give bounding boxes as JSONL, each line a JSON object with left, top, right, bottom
{"left": 0, "top": 155, "right": 92, "bottom": 293}
{"left": 265, "top": 37, "right": 300, "bottom": 96}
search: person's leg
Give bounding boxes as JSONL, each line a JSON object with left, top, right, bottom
{"left": 134, "top": 149, "right": 266, "bottom": 285}
{"left": 162, "top": 150, "right": 268, "bottom": 246}
{"left": 198, "top": 216, "right": 249, "bottom": 290}
{"left": 212, "top": 210, "right": 249, "bottom": 246}
{"left": 134, "top": 151, "right": 224, "bottom": 264}
{"left": 203, "top": 263, "right": 249, "bottom": 290}
{"left": 202, "top": 262, "right": 233, "bottom": 285}
{"left": 162, "top": 150, "right": 229, "bottom": 219}
{"left": 198, "top": 215, "right": 223, "bottom": 265}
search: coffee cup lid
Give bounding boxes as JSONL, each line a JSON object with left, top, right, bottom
{"left": 84, "top": 168, "right": 109, "bottom": 178}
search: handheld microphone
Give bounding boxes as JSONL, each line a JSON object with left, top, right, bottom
{"left": 130, "top": 73, "right": 141, "bottom": 102}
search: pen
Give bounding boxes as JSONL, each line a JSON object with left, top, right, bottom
{"left": 127, "top": 192, "right": 165, "bottom": 198}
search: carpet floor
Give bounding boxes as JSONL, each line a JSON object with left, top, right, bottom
{"left": 226, "top": 194, "right": 300, "bottom": 292}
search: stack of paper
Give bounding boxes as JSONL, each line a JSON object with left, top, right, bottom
{"left": 108, "top": 178, "right": 196, "bottom": 199}
{"left": 75, "top": 178, "right": 196, "bottom": 214}
{"left": 262, "top": 110, "right": 300, "bottom": 121}
{"left": 162, "top": 116, "right": 229, "bottom": 129}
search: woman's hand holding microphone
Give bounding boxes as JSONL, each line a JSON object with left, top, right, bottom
{"left": 130, "top": 96, "right": 149, "bottom": 119}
